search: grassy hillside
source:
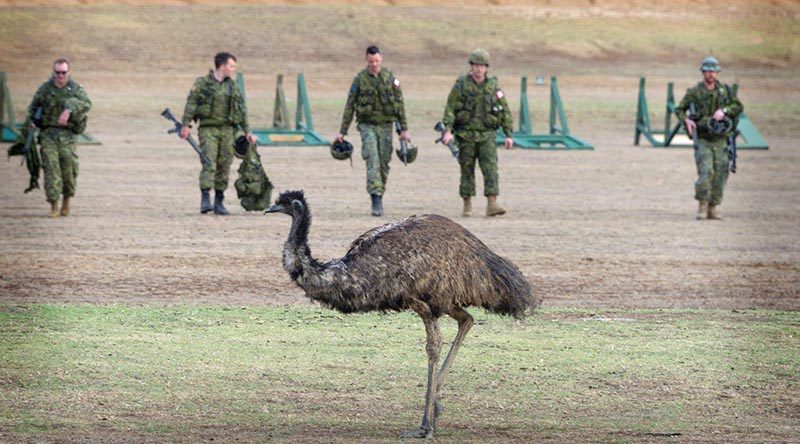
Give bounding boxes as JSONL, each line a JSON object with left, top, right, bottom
{"left": 0, "top": 3, "right": 797, "bottom": 78}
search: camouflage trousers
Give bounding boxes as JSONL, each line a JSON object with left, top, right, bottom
{"left": 357, "top": 122, "right": 394, "bottom": 196}
{"left": 39, "top": 127, "right": 78, "bottom": 203}
{"left": 198, "top": 126, "right": 235, "bottom": 191}
{"left": 456, "top": 133, "right": 499, "bottom": 197}
{"left": 694, "top": 137, "right": 729, "bottom": 205}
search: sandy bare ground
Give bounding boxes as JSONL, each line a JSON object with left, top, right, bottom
{"left": 1, "top": 79, "right": 798, "bottom": 310}
{"left": 0, "top": 3, "right": 798, "bottom": 310}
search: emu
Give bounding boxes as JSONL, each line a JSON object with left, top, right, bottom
{"left": 266, "top": 190, "right": 540, "bottom": 438}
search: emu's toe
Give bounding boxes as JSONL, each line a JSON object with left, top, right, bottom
{"left": 398, "top": 427, "right": 433, "bottom": 439}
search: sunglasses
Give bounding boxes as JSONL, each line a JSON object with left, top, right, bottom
{"left": 54, "top": 70, "right": 69, "bottom": 75}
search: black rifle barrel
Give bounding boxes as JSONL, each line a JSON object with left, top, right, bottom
{"left": 688, "top": 103, "right": 699, "bottom": 150}
{"left": 161, "top": 108, "right": 211, "bottom": 166}
{"left": 21, "top": 107, "right": 43, "bottom": 159}
{"left": 433, "top": 121, "right": 459, "bottom": 158}
{"left": 728, "top": 124, "right": 738, "bottom": 174}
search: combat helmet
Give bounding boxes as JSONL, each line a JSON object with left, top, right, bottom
{"left": 708, "top": 116, "right": 734, "bottom": 135}
{"left": 395, "top": 143, "right": 418, "bottom": 164}
{"left": 468, "top": 48, "right": 490, "bottom": 66}
{"left": 234, "top": 135, "right": 251, "bottom": 159}
{"left": 330, "top": 140, "right": 353, "bottom": 160}
{"left": 700, "top": 56, "right": 721, "bottom": 72}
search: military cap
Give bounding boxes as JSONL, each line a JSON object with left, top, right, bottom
{"left": 700, "top": 56, "right": 721, "bottom": 72}
{"left": 469, "top": 48, "right": 490, "bottom": 66}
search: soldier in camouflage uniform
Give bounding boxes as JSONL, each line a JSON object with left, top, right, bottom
{"left": 441, "top": 48, "right": 513, "bottom": 217}
{"left": 675, "top": 56, "right": 743, "bottom": 220}
{"left": 180, "top": 52, "right": 256, "bottom": 216}
{"left": 337, "top": 45, "right": 410, "bottom": 217}
{"left": 23, "top": 58, "right": 92, "bottom": 218}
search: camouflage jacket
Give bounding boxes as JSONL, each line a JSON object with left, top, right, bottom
{"left": 181, "top": 71, "right": 249, "bottom": 133}
{"left": 339, "top": 68, "right": 407, "bottom": 135}
{"left": 442, "top": 74, "right": 513, "bottom": 140}
{"left": 675, "top": 80, "right": 743, "bottom": 140}
{"left": 26, "top": 78, "right": 92, "bottom": 134}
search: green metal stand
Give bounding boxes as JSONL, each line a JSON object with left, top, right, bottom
{"left": 496, "top": 76, "right": 592, "bottom": 150}
{"left": 635, "top": 77, "right": 768, "bottom": 150}
{"left": 1, "top": 72, "right": 20, "bottom": 142}
{"left": 239, "top": 73, "right": 329, "bottom": 146}
{"left": 0, "top": 72, "right": 100, "bottom": 145}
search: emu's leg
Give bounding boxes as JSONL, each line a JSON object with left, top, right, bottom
{"left": 432, "top": 307, "right": 474, "bottom": 429}
{"left": 400, "top": 302, "right": 442, "bottom": 439}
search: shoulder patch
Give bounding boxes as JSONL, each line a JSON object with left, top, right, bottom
{"left": 349, "top": 82, "right": 358, "bottom": 96}
{"left": 392, "top": 77, "right": 400, "bottom": 87}
{"left": 496, "top": 90, "right": 504, "bottom": 99}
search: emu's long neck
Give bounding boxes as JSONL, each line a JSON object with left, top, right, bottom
{"left": 283, "top": 209, "right": 313, "bottom": 277}
{"left": 283, "top": 209, "right": 359, "bottom": 312}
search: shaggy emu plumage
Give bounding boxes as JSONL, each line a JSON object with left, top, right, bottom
{"left": 266, "top": 190, "right": 540, "bottom": 438}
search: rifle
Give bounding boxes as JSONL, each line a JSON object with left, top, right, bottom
{"left": 433, "top": 121, "right": 459, "bottom": 158}
{"left": 723, "top": 85, "right": 738, "bottom": 174}
{"left": 395, "top": 121, "right": 409, "bottom": 166}
{"left": 687, "top": 103, "right": 700, "bottom": 151}
{"left": 21, "top": 107, "right": 43, "bottom": 164}
{"left": 161, "top": 108, "right": 211, "bottom": 166}
{"left": 728, "top": 117, "right": 738, "bottom": 173}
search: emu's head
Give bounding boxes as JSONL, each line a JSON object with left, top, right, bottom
{"left": 265, "top": 190, "right": 308, "bottom": 219}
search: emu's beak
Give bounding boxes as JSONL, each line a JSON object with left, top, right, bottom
{"left": 265, "top": 204, "right": 285, "bottom": 214}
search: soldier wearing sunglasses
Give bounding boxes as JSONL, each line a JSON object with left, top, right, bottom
{"left": 24, "top": 57, "right": 92, "bottom": 218}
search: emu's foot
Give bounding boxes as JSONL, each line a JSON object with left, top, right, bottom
{"left": 398, "top": 427, "right": 433, "bottom": 439}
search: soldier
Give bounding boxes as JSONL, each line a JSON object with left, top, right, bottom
{"left": 337, "top": 45, "right": 410, "bottom": 217}
{"left": 180, "top": 52, "right": 256, "bottom": 215}
{"left": 675, "top": 56, "right": 743, "bottom": 220}
{"left": 441, "top": 48, "right": 513, "bottom": 217}
{"left": 23, "top": 58, "right": 92, "bottom": 218}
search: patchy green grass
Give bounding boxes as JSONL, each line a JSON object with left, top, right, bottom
{"left": 1, "top": 304, "right": 797, "bottom": 442}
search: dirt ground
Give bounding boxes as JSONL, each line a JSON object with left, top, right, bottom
{"left": 0, "top": 2, "right": 798, "bottom": 311}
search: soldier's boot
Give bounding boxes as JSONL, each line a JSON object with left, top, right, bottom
{"left": 49, "top": 200, "right": 59, "bottom": 218}
{"left": 696, "top": 201, "right": 709, "bottom": 220}
{"left": 60, "top": 197, "right": 70, "bottom": 217}
{"left": 708, "top": 204, "right": 721, "bottom": 220}
{"left": 370, "top": 194, "right": 383, "bottom": 217}
{"left": 213, "top": 190, "right": 230, "bottom": 216}
{"left": 462, "top": 197, "right": 472, "bottom": 217}
{"left": 200, "top": 190, "right": 213, "bottom": 214}
{"left": 486, "top": 195, "right": 506, "bottom": 217}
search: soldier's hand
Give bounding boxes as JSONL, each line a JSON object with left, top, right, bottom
{"left": 179, "top": 126, "right": 191, "bottom": 140}
{"left": 246, "top": 133, "right": 258, "bottom": 144}
{"left": 504, "top": 137, "right": 514, "bottom": 150}
{"left": 336, "top": 133, "right": 345, "bottom": 143}
{"left": 684, "top": 119, "right": 696, "bottom": 136}
{"left": 713, "top": 108, "right": 725, "bottom": 121}
{"left": 58, "top": 109, "right": 71, "bottom": 127}
{"left": 400, "top": 130, "right": 410, "bottom": 142}
{"left": 442, "top": 131, "right": 453, "bottom": 146}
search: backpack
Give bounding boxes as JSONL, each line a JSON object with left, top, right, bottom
{"left": 234, "top": 145, "right": 273, "bottom": 211}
